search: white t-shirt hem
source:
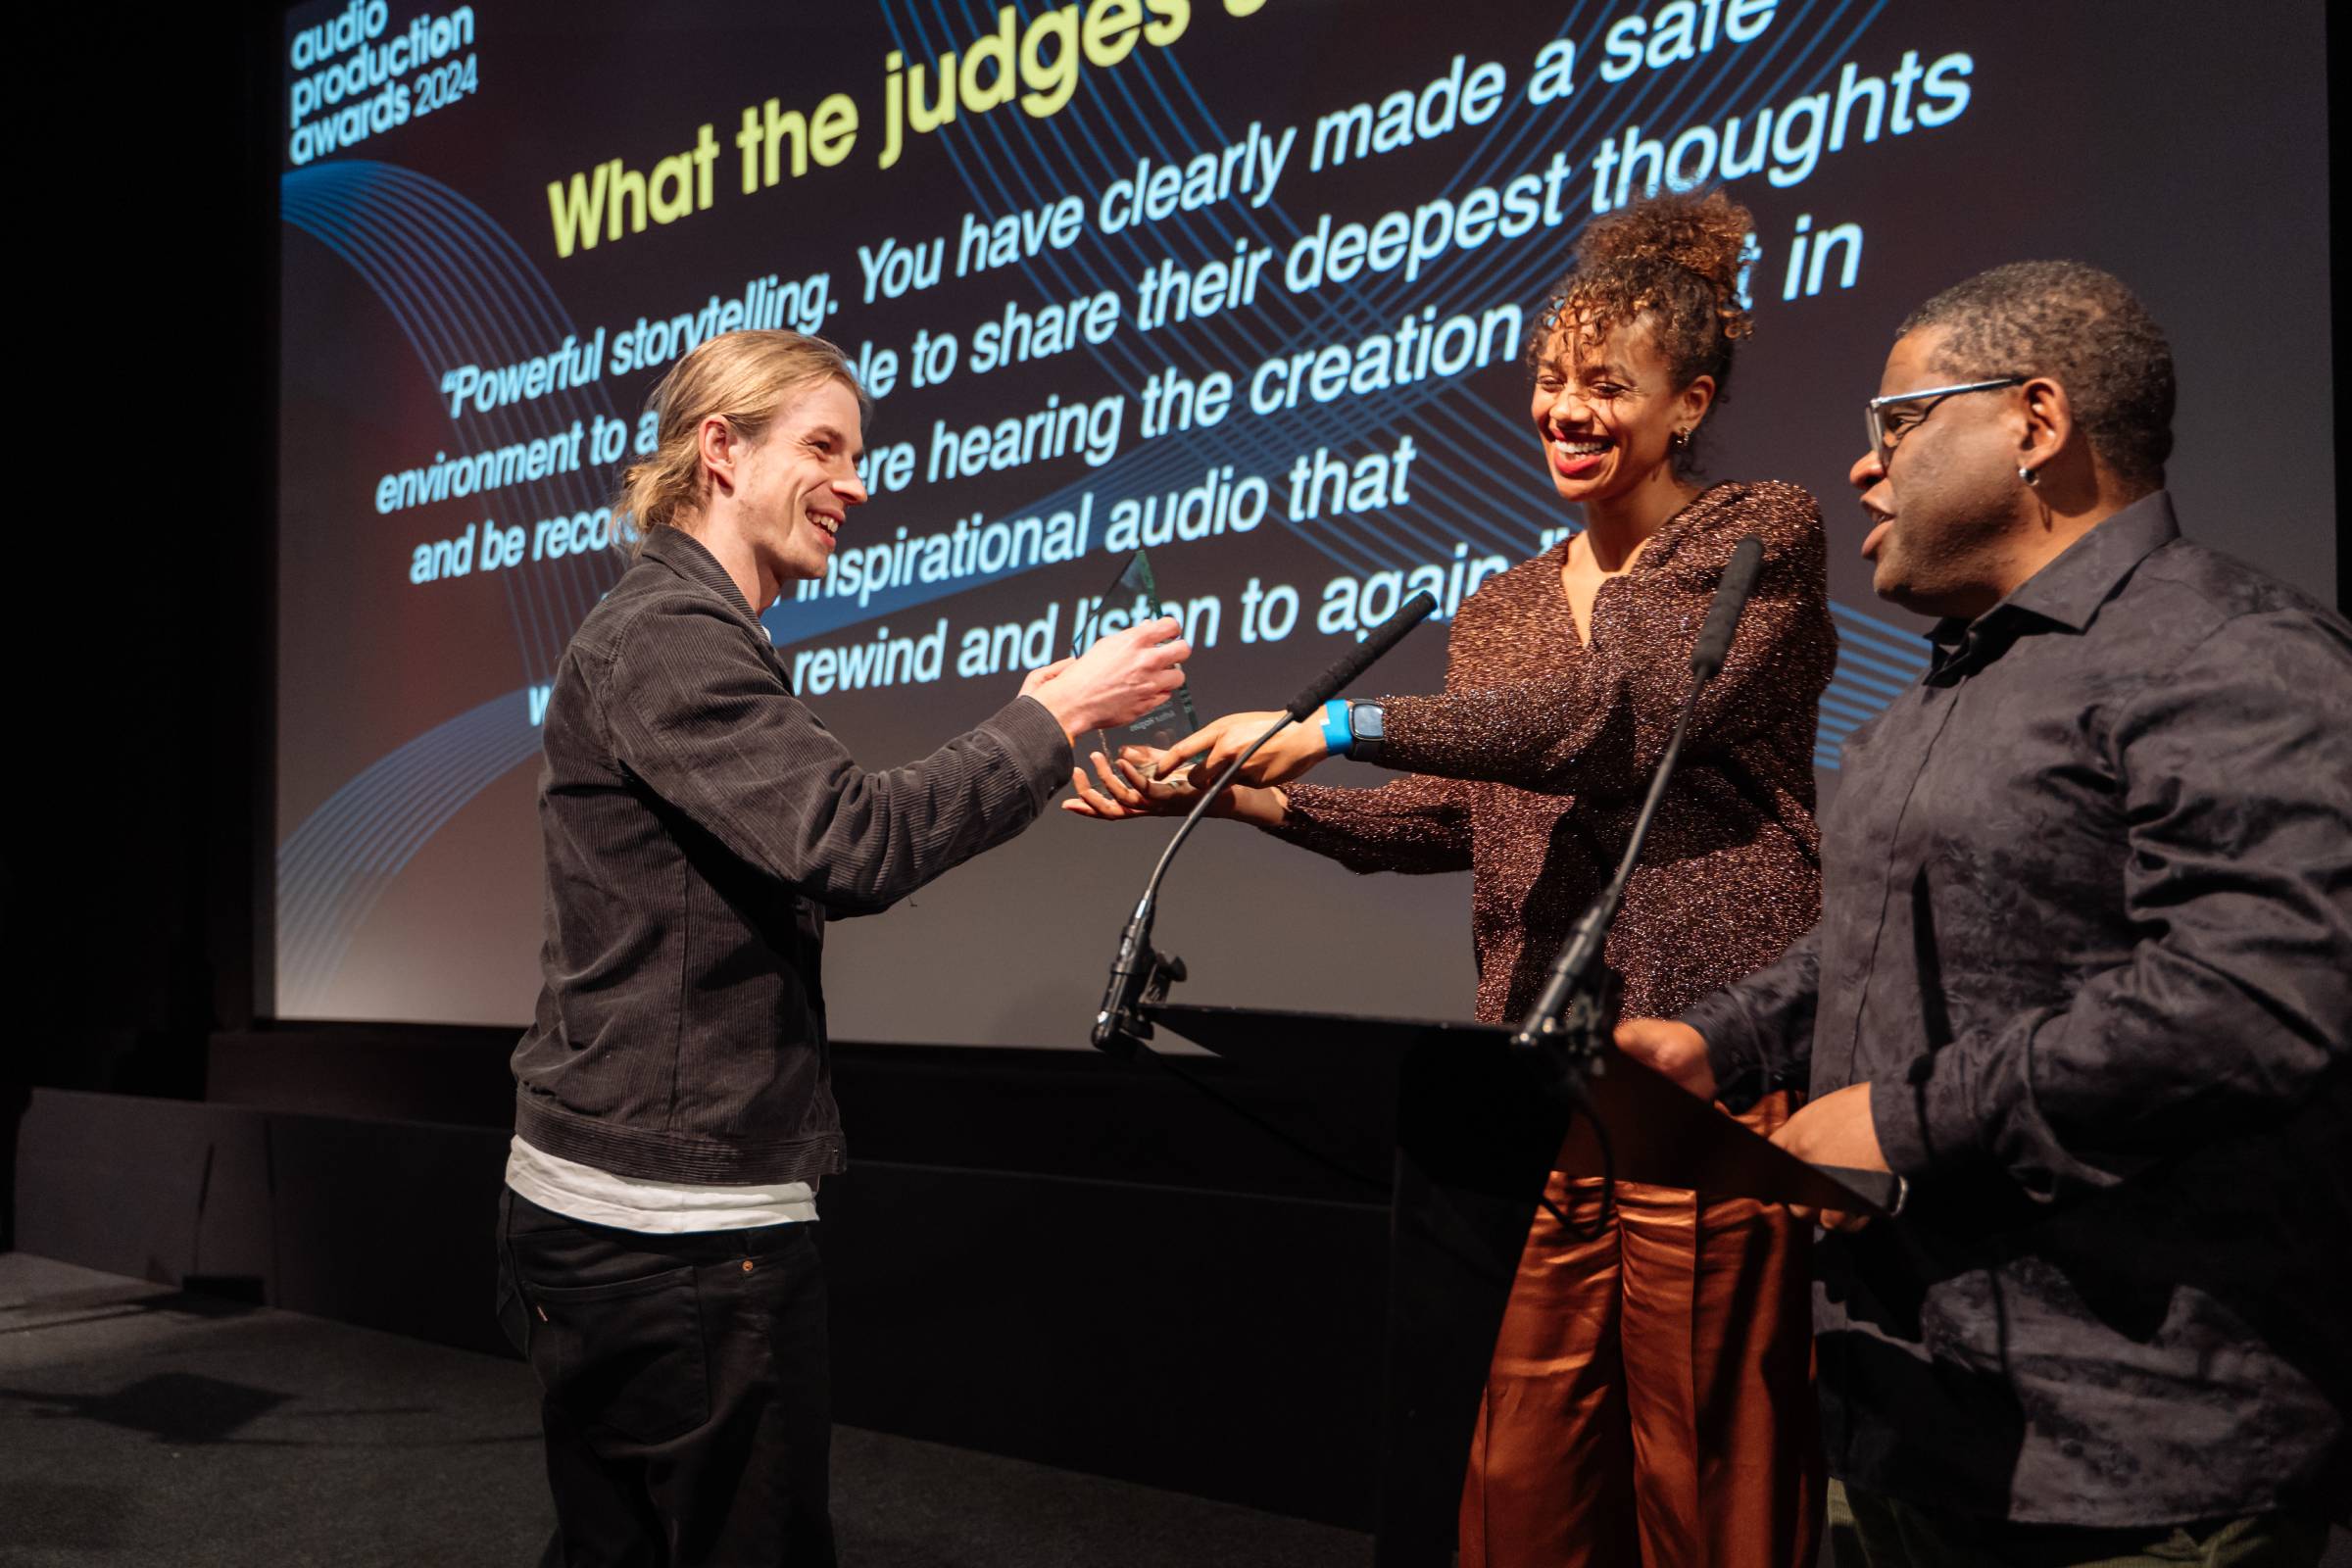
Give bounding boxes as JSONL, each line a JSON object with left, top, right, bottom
{"left": 504, "top": 1135, "right": 818, "bottom": 1233}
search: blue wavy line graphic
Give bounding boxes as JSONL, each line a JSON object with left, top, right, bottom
{"left": 278, "top": 159, "right": 623, "bottom": 1010}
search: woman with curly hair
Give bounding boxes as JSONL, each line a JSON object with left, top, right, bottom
{"left": 1070, "top": 188, "right": 1834, "bottom": 1567}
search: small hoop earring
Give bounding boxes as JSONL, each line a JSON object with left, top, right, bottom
{"left": 2019, "top": 466, "right": 2039, "bottom": 487}
{"left": 1671, "top": 429, "right": 1691, "bottom": 451}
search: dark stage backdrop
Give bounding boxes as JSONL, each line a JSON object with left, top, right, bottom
{"left": 274, "top": 0, "right": 2333, "bottom": 1038}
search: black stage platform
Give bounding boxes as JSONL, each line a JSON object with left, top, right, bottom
{"left": 12, "top": 1248, "right": 2345, "bottom": 1568}
{"left": 0, "top": 1253, "right": 1373, "bottom": 1568}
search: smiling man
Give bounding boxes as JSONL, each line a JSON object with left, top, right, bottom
{"left": 495, "top": 330, "right": 1190, "bottom": 1566}
{"left": 1620, "top": 262, "right": 2352, "bottom": 1565}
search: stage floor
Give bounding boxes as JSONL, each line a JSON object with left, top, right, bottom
{"left": 0, "top": 1252, "right": 1372, "bottom": 1567}
{"left": 10, "top": 1251, "right": 2344, "bottom": 1568}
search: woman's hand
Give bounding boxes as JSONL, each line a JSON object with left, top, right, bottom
{"left": 1062, "top": 747, "right": 1290, "bottom": 828}
{"left": 1063, "top": 747, "right": 1197, "bottom": 820}
{"left": 1161, "top": 710, "right": 1332, "bottom": 788}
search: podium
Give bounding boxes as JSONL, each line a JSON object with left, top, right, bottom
{"left": 1144, "top": 1001, "right": 1889, "bottom": 1568}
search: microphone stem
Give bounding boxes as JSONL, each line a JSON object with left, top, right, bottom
{"left": 1092, "top": 590, "right": 1439, "bottom": 1054}
{"left": 1092, "top": 710, "right": 1296, "bottom": 1053}
{"left": 1511, "top": 676, "right": 1703, "bottom": 1055}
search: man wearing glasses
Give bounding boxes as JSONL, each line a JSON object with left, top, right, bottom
{"left": 1620, "top": 261, "right": 2350, "bottom": 1564}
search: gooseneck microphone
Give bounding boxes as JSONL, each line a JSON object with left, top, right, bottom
{"left": 1093, "top": 591, "right": 1439, "bottom": 1054}
{"left": 1690, "top": 534, "right": 1766, "bottom": 680}
{"left": 1512, "top": 537, "right": 1766, "bottom": 1058}
{"left": 1281, "top": 591, "right": 1438, "bottom": 718}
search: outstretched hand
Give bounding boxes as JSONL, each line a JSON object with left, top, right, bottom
{"left": 1159, "top": 710, "right": 1330, "bottom": 788}
{"left": 1062, "top": 745, "right": 1291, "bottom": 829}
{"left": 1024, "top": 618, "right": 1192, "bottom": 743}
{"left": 1063, "top": 747, "right": 1199, "bottom": 821}
{"left": 1018, "top": 658, "right": 1075, "bottom": 700}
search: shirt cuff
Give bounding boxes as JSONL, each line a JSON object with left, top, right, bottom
{"left": 1869, "top": 1035, "right": 1990, "bottom": 1181}
{"left": 1678, "top": 989, "right": 1767, "bottom": 1113}
{"left": 1869, "top": 1072, "right": 1933, "bottom": 1180}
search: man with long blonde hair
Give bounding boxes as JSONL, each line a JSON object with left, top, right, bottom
{"left": 495, "top": 330, "right": 1188, "bottom": 1565}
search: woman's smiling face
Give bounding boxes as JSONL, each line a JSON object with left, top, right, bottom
{"left": 1530, "top": 315, "right": 1708, "bottom": 509}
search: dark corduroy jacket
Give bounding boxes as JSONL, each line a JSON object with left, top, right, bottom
{"left": 511, "top": 527, "right": 1072, "bottom": 1184}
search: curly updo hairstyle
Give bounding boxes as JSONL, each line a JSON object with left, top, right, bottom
{"left": 1529, "top": 188, "right": 1755, "bottom": 474}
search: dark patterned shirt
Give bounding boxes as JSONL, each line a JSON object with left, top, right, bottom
{"left": 1686, "top": 492, "right": 2352, "bottom": 1525}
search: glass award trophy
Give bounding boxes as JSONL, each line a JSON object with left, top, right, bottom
{"left": 1071, "top": 548, "right": 1200, "bottom": 754}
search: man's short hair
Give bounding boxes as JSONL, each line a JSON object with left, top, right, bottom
{"left": 1900, "top": 261, "right": 2175, "bottom": 492}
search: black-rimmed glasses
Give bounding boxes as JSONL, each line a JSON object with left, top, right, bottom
{"left": 1865, "top": 376, "right": 2024, "bottom": 458}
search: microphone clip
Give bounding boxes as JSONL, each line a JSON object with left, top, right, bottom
{"left": 1516, "top": 956, "right": 1619, "bottom": 1101}
{"left": 1092, "top": 909, "right": 1187, "bottom": 1059}
{"left": 1540, "top": 974, "right": 1617, "bottom": 1075}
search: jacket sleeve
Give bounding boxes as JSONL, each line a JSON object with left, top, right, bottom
{"left": 1871, "top": 610, "right": 2352, "bottom": 1198}
{"left": 1373, "top": 485, "right": 1834, "bottom": 800}
{"left": 597, "top": 596, "right": 1073, "bottom": 916}
{"left": 1266, "top": 772, "right": 1474, "bottom": 875}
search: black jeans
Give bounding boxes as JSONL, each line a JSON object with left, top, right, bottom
{"left": 496, "top": 1188, "right": 835, "bottom": 1567}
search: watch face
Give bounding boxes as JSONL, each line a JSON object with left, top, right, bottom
{"left": 1352, "top": 702, "right": 1385, "bottom": 740}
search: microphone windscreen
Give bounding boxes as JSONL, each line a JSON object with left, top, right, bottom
{"left": 1283, "top": 591, "right": 1439, "bottom": 718}
{"left": 1690, "top": 536, "right": 1765, "bottom": 679}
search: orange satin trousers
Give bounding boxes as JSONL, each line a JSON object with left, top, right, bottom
{"left": 1459, "top": 1096, "right": 1823, "bottom": 1568}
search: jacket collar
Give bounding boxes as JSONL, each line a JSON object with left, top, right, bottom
{"left": 638, "top": 524, "right": 765, "bottom": 631}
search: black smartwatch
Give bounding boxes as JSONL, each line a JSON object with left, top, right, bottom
{"left": 1347, "top": 700, "right": 1387, "bottom": 764}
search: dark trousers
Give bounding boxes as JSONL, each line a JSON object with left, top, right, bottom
{"left": 496, "top": 1189, "right": 835, "bottom": 1567}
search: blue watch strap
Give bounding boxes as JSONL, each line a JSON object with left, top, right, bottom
{"left": 1319, "top": 698, "right": 1354, "bottom": 758}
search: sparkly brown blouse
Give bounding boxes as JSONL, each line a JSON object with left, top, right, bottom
{"left": 1272, "top": 480, "right": 1835, "bottom": 1026}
